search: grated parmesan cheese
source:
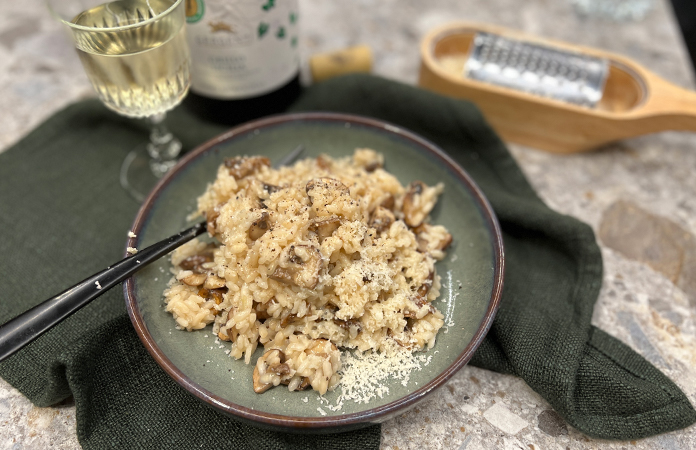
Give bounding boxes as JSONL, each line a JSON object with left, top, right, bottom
{"left": 324, "top": 342, "right": 432, "bottom": 411}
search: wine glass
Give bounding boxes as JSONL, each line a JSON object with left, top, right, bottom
{"left": 47, "top": 0, "right": 191, "bottom": 201}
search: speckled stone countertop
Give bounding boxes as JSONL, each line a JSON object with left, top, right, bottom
{"left": 2, "top": 0, "right": 695, "bottom": 449}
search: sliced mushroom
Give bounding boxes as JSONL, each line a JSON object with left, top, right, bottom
{"left": 419, "top": 234, "right": 453, "bottom": 254}
{"left": 219, "top": 307, "right": 239, "bottom": 342}
{"left": 316, "top": 155, "right": 332, "bottom": 171}
{"left": 181, "top": 273, "right": 207, "bottom": 286}
{"left": 416, "top": 271, "right": 435, "bottom": 297}
{"left": 205, "top": 205, "right": 223, "bottom": 235}
{"left": 197, "top": 287, "right": 227, "bottom": 305}
{"left": 305, "top": 338, "right": 338, "bottom": 358}
{"left": 380, "top": 193, "right": 395, "bottom": 210}
{"left": 403, "top": 295, "right": 436, "bottom": 319}
{"left": 218, "top": 325, "right": 238, "bottom": 343}
{"left": 263, "top": 182, "right": 280, "bottom": 194}
{"left": 309, "top": 216, "right": 341, "bottom": 240}
{"left": 411, "top": 223, "right": 427, "bottom": 235}
{"left": 253, "top": 365, "right": 273, "bottom": 393}
{"left": 402, "top": 181, "right": 428, "bottom": 227}
{"left": 305, "top": 177, "right": 350, "bottom": 206}
{"left": 416, "top": 238, "right": 428, "bottom": 254}
{"left": 297, "top": 377, "right": 312, "bottom": 391}
{"left": 413, "top": 223, "right": 429, "bottom": 253}
{"left": 224, "top": 156, "right": 270, "bottom": 179}
{"left": 402, "top": 310, "right": 416, "bottom": 319}
{"left": 268, "top": 349, "right": 287, "bottom": 365}
{"left": 253, "top": 196, "right": 267, "bottom": 209}
{"left": 255, "top": 308, "right": 271, "bottom": 321}
{"left": 414, "top": 223, "right": 453, "bottom": 254}
{"left": 368, "top": 206, "right": 395, "bottom": 233}
{"left": 253, "top": 349, "right": 289, "bottom": 393}
{"left": 280, "top": 313, "right": 297, "bottom": 328}
{"left": 283, "top": 375, "right": 312, "bottom": 391}
{"left": 364, "top": 160, "right": 382, "bottom": 172}
{"left": 248, "top": 211, "right": 270, "bottom": 240}
{"left": 437, "top": 232, "right": 453, "bottom": 251}
{"left": 269, "top": 362, "right": 291, "bottom": 376}
{"left": 252, "top": 299, "right": 273, "bottom": 321}
{"left": 217, "top": 331, "right": 230, "bottom": 341}
{"left": 179, "top": 253, "right": 213, "bottom": 274}
{"left": 197, "top": 286, "right": 226, "bottom": 317}
{"left": 388, "top": 328, "right": 417, "bottom": 350}
{"left": 203, "top": 275, "right": 226, "bottom": 290}
{"left": 269, "top": 244, "right": 323, "bottom": 289}
{"left": 270, "top": 267, "right": 294, "bottom": 285}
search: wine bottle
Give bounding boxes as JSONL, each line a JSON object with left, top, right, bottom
{"left": 183, "top": 0, "right": 302, "bottom": 125}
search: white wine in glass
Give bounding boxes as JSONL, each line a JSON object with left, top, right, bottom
{"left": 49, "top": 0, "right": 191, "bottom": 201}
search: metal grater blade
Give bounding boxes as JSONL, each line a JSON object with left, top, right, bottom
{"left": 464, "top": 32, "right": 609, "bottom": 107}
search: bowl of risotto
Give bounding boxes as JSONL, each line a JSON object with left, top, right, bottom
{"left": 124, "top": 112, "right": 504, "bottom": 433}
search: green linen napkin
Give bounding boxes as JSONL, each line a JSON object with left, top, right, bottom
{"left": 0, "top": 75, "right": 693, "bottom": 449}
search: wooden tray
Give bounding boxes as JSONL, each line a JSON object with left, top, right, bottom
{"left": 419, "top": 22, "right": 696, "bottom": 153}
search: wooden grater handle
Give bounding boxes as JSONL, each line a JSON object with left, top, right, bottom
{"left": 630, "top": 68, "right": 696, "bottom": 133}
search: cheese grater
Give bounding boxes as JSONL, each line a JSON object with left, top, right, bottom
{"left": 419, "top": 22, "right": 696, "bottom": 153}
{"left": 464, "top": 32, "right": 609, "bottom": 108}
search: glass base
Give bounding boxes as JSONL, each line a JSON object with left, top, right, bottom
{"left": 120, "top": 145, "right": 175, "bottom": 202}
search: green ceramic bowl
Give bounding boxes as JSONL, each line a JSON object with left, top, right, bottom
{"left": 124, "top": 113, "right": 504, "bottom": 433}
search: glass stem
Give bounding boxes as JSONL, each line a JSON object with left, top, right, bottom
{"left": 147, "top": 112, "right": 182, "bottom": 178}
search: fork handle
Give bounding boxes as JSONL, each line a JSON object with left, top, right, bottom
{"left": 0, "top": 221, "right": 206, "bottom": 363}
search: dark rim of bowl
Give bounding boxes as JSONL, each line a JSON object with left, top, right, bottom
{"left": 124, "top": 112, "right": 504, "bottom": 429}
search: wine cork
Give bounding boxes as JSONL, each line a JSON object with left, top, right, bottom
{"left": 309, "top": 45, "right": 373, "bottom": 83}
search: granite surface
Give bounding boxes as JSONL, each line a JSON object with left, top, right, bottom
{"left": 1, "top": 0, "right": 696, "bottom": 449}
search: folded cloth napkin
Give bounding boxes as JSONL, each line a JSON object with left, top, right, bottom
{"left": 0, "top": 75, "right": 693, "bottom": 449}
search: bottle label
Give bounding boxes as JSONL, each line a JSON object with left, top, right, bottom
{"left": 185, "top": 0, "right": 299, "bottom": 99}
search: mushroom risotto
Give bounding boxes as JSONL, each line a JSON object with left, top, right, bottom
{"left": 163, "top": 149, "right": 452, "bottom": 395}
